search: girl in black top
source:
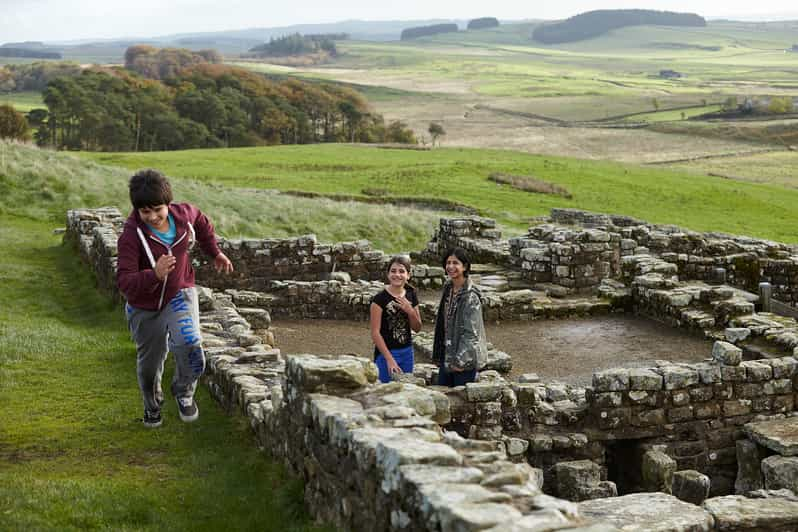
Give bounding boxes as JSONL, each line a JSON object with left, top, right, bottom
{"left": 370, "top": 255, "right": 422, "bottom": 383}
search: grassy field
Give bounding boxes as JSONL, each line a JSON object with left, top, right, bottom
{"left": 0, "top": 91, "right": 44, "bottom": 113}
{"left": 224, "top": 21, "right": 798, "bottom": 173}
{"left": 0, "top": 213, "right": 332, "bottom": 531}
{"left": 0, "top": 142, "right": 448, "bottom": 252}
{"left": 76, "top": 143, "right": 798, "bottom": 243}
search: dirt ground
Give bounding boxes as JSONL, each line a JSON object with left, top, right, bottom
{"left": 270, "top": 315, "right": 714, "bottom": 386}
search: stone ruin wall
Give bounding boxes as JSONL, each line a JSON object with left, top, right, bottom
{"left": 65, "top": 207, "right": 798, "bottom": 531}
{"left": 424, "top": 208, "right": 798, "bottom": 305}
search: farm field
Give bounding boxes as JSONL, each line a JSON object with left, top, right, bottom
{"left": 231, "top": 20, "right": 798, "bottom": 171}
{"left": 1, "top": 90, "right": 44, "bottom": 112}
{"left": 77, "top": 143, "right": 798, "bottom": 243}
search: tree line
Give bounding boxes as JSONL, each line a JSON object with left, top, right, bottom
{"left": 532, "top": 9, "right": 706, "bottom": 44}
{"left": 400, "top": 24, "right": 459, "bottom": 40}
{"left": 248, "top": 33, "right": 345, "bottom": 57}
{"left": 124, "top": 45, "right": 223, "bottom": 80}
{"left": 29, "top": 49, "right": 416, "bottom": 151}
{"left": 0, "top": 62, "right": 81, "bottom": 92}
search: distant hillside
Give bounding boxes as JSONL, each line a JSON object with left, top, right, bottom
{"left": 533, "top": 9, "right": 706, "bottom": 44}
{"left": 0, "top": 47, "right": 62, "bottom": 59}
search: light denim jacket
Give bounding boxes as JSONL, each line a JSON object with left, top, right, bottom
{"left": 433, "top": 279, "right": 488, "bottom": 371}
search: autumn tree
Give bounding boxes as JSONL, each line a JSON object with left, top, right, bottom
{"left": 0, "top": 104, "right": 31, "bottom": 141}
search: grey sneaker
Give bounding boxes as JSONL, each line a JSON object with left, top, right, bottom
{"left": 176, "top": 396, "right": 199, "bottom": 422}
{"left": 143, "top": 409, "right": 162, "bottom": 428}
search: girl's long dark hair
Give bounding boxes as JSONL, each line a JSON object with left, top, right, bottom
{"left": 442, "top": 247, "right": 471, "bottom": 277}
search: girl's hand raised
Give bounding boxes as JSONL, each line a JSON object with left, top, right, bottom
{"left": 395, "top": 296, "right": 414, "bottom": 314}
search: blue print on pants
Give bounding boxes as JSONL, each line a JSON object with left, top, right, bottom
{"left": 170, "top": 290, "right": 189, "bottom": 313}
{"left": 188, "top": 347, "right": 204, "bottom": 377}
{"left": 177, "top": 317, "right": 199, "bottom": 346}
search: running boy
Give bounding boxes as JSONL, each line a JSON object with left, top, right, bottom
{"left": 117, "top": 169, "right": 233, "bottom": 427}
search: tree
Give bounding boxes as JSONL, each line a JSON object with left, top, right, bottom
{"left": 768, "top": 96, "right": 794, "bottom": 115}
{"left": 428, "top": 122, "right": 445, "bottom": 147}
{"left": 651, "top": 98, "right": 660, "bottom": 111}
{"left": 0, "top": 104, "right": 31, "bottom": 141}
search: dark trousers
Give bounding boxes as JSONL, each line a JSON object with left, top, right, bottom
{"left": 437, "top": 363, "right": 477, "bottom": 387}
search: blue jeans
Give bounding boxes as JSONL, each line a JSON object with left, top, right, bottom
{"left": 437, "top": 363, "right": 477, "bottom": 387}
{"left": 375, "top": 345, "right": 414, "bottom": 383}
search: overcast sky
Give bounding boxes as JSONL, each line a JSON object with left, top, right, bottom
{"left": 2, "top": 0, "right": 797, "bottom": 43}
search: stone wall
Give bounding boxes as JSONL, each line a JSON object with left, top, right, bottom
{"left": 419, "top": 217, "right": 511, "bottom": 266}
{"left": 196, "top": 234, "right": 388, "bottom": 290}
{"left": 66, "top": 206, "right": 798, "bottom": 530}
{"left": 550, "top": 208, "right": 798, "bottom": 305}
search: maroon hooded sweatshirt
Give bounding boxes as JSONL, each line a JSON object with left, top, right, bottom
{"left": 117, "top": 203, "right": 221, "bottom": 311}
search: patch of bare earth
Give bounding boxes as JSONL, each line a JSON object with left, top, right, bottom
{"left": 271, "top": 315, "right": 714, "bottom": 386}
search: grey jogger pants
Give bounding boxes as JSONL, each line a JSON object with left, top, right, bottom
{"left": 125, "top": 287, "right": 205, "bottom": 414}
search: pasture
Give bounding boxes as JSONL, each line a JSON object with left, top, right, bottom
{"left": 228, "top": 21, "right": 798, "bottom": 175}
{"left": 77, "top": 143, "right": 798, "bottom": 243}
{"left": 1, "top": 91, "right": 44, "bottom": 113}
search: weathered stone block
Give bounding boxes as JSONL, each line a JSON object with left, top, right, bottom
{"left": 668, "top": 406, "right": 694, "bottom": 423}
{"left": 529, "top": 434, "right": 553, "bottom": 452}
{"left": 723, "top": 399, "right": 752, "bottom": 417}
{"left": 641, "top": 450, "right": 677, "bottom": 493}
{"left": 713, "top": 341, "right": 743, "bottom": 366}
{"left": 694, "top": 403, "right": 721, "bottom": 419}
{"left": 474, "top": 402, "right": 503, "bottom": 426}
{"left": 742, "top": 360, "right": 774, "bottom": 382}
{"left": 744, "top": 417, "right": 798, "bottom": 456}
{"left": 554, "top": 460, "right": 601, "bottom": 501}
{"left": 513, "top": 383, "right": 540, "bottom": 406}
{"left": 593, "top": 392, "right": 623, "bottom": 408}
{"left": 763, "top": 455, "right": 798, "bottom": 492}
{"left": 580, "top": 493, "right": 714, "bottom": 531}
{"left": 725, "top": 327, "right": 751, "bottom": 343}
{"left": 597, "top": 407, "right": 631, "bottom": 430}
{"left": 721, "top": 365, "right": 746, "bottom": 382}
{"left": 671, "top": 470, "right": 710, "bottom": 505}
{"left": 689, "top": 386, "right": 714, "bottom": 402}
{"left": 671, "top": 390, "right": 691, "bottom": 406}
{"left": 627, "top": 390, "right": 658, "bottom": 407}
{"left": 632, "top": 408, "right": 666, "bottom": 428}
{"left": 592, "top": 369, "right": 630, "bottom": 392}
{"left": 695, "top": 363, "right": 722, "bottom": 384}
{"left": 770, "top": 357, "right": 798, "bottom": 379}
{"left": 704, "top": 495, "right": 798, "bottom": 531}
{"left": 735, "top": 439, "right": 766, "bottom": 494}
{"left": 658, "top": 366, "right": 699, "bottom": 390}
{"left": 764, "top": 379, "right": 793, "bottom": 395}
{"left": 465, "top": 382, "right": 504, "bottom": 402}
{"left": 629, "top": 369, "right": 663, "bottom": 391}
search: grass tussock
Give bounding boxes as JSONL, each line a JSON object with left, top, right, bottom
{"left": 488, "top": 172, "right": 573, "bottom": 198}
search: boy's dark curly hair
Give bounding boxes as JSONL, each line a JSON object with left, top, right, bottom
{"left": 129, "top": 169, "right": 173, "bottom": 209}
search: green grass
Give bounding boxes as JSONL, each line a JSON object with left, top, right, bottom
{"left": 76, "top": 142, "right": 798, "bottom": 243}
{"left": 0, "top": 214, "right": 330, "bottom": 531}
{"left": 0, "top": 141, "right": 448, "bottom": 252}
{"left": 0, "top": 91, "right": 44, "bottom": 113}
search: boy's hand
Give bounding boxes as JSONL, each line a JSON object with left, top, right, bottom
{"left": 214, "top": 253, "right": 234, "bottom": 274}
{"left": 154, "top": 255, "right": 176, "bottom": 280}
